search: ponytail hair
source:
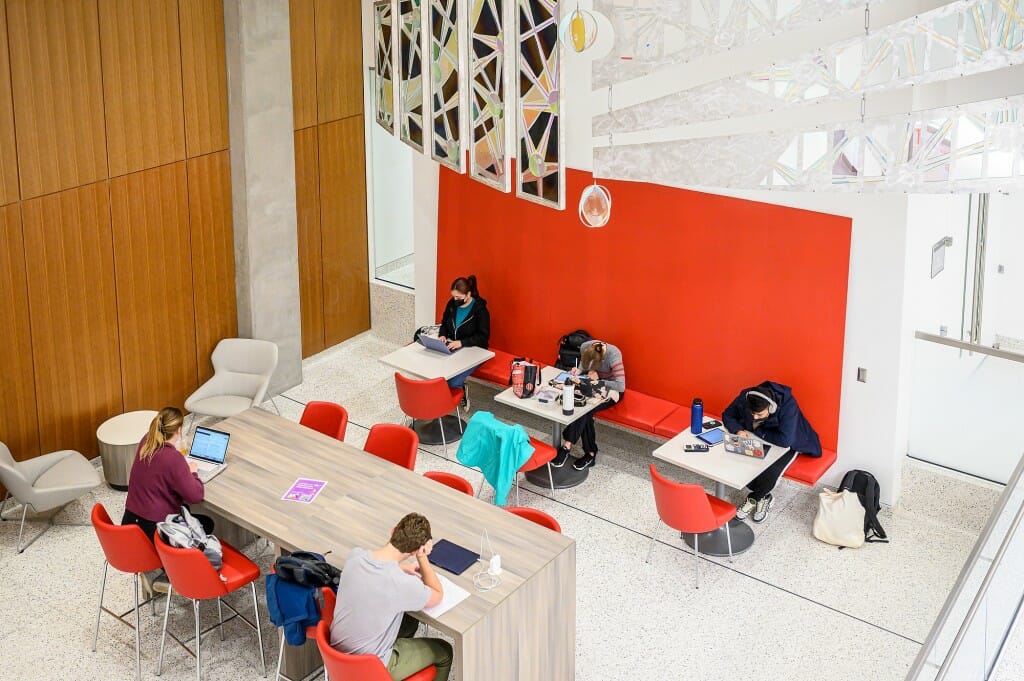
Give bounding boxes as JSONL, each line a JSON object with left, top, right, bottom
{"left": 140, "top": 407, "right": 185, "bottom": 461}
{"left": 580, "top": 342, "right": 606, "bottom": 372}
{"left": 450, "top": 274, "right": 480, "bottom": 299}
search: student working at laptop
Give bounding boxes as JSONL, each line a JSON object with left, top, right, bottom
{"left": 722, "top": 381, "right": 821, "bottom": 523}
{"left": 438, "top": 274, "right": 490, "bottom": 406}
{"left": 121, "top": 407, "right": 214, "bottom": 541}
{"left": 331, "top": 512, "right": 453, "bottom": 681}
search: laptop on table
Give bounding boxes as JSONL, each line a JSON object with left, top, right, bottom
{"left": 188, "top": 426, "right": 230, "bottom": 483}
{"left": 418, "top": 334, "right": 458, "bottom": 355}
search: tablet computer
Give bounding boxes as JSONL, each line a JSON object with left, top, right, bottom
{"left": 696, "top": 428, "right": 725, "bottom": 445}
{"left": 427, "top": 539, "right": 480, "bottom": 575}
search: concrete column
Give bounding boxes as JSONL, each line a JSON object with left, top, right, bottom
{"left": 223, "top": 0, "right": 302, "bottom": 395}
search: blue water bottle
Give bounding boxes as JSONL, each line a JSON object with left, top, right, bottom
{"left": 691, "top": 398, "right": 703, "bottom": 435}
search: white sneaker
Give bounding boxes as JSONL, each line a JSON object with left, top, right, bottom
{"left": 752, "top": 493, "right": 774, "bottom": 523}
{"left": 736, "top": 496, "right": 756, "bottom": 520}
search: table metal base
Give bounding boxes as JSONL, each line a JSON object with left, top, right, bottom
{"left": 412, "top": 415, "right": 466, "bottom": 446}
{"left": 681, "top": 519, "right": 755, "bottom": 557}
{"left": 107, "top": 482, "right": 129, "bottom": 492}
{"left": 524, "top": 464, "right": 589, "bottom": 490}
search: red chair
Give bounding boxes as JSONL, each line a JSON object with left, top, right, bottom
{"left": 153, "top": 532, "right": 266, "bottom": 678}
{"left": 423, "top": 471, "right": 475, "bottom": 495}
{"left": 364, "top": 423, "right": 419, "bottom": 471}
{"left": 394, "top": 372, "right": 463, "bottom": 458}
{"left": 314, "top": 590, "right": 436, "bottom": 681}
{"left": 272, "top": 581, "right": 333, "bottom": 681}
{"left": 506, "top": 506, "right": 562, "bottom": 533}
{"left": 91, "top": 504, "right": 164, "bottom": 681}
{"left": 648, "top": 464, "right": 736, "bottom": 588}
{"left": 515, "top": 437, "right": 557, "bottom": 505}
{"left": 299, "top": 401, "right": 349, "bottom": 441}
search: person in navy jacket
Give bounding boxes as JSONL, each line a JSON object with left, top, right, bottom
{"left": 723, "top": 381, "right": 821, "bottom": 523}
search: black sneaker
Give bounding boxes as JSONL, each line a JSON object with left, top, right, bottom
{"left": 550, "top": 445, "right": 571, "bottom": 468}
{"left": 459, "top": 393, "right": 469, "bottom": 409}
{"left": 573, "top": 453, "right": 596, "bottom": 471}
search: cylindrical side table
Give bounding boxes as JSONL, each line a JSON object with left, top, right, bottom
{"left": 97, "top": 410, "right": 157, "bottom": 490}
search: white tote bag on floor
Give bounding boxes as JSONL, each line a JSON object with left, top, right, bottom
{"left": 813, "top": 489, "right": 866, "bottom": 549}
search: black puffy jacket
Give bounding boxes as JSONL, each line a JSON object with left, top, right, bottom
{"left": 439, "top": 297, "right": 490, "bottom": 349}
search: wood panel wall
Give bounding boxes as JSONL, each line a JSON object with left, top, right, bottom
{"left": 290, "top": 0, "right": 369, "bottom": 358}
{"left": 0, "top": 1, "right": 235, "bottom": 465}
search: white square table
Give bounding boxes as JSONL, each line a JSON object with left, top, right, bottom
{"left": 380, "top": 343, "right": 495, "bottom": 444}
{"left": 494, "top": 365, "right": 608, "bottom": 489}
{"left": 652, "top": 426, "right": 790, "bottom": 555}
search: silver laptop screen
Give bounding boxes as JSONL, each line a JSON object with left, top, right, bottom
{"left": 190, "top": 427, "right": 230, "bottom": 464}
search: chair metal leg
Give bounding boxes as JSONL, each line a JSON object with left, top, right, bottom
{"left": 456, "top": 405, "right": 464, "bottom": 434}
{"left": 157, "top": 585, "right": 174, "bottom": 676}
{"left": 194, "top": 599, "right": 202, "bottom": 681}
{"left": 275, "top": 631, "right": 285, "bottom": 680}
{"left": 0, "top": 491, "right": 9, "bottom": 517}
{"left": 217, "top": 598, "right": 225, "bottom": 641}
{"left": 546, "top": 464, "right": 555, "bottom": 493}
{"left": 440, "top": 419, "right": 448, "bottom": 460}
{"left": 252, "top": 581, "right": 267, "bottom": 677}
{"left": 515, "top": 479, "right": 520, "bottom": 506}
{"left": 694, "top": 534, "right": 700, "bottom": 589}
{"left": 134, "top": 573, "right": 143, "bottom": 681}
{"left": 725, "top": 522, "right": 734, "bottom": 563}
{"left": 93, "top": 560, "right": 109, "bottom": 651}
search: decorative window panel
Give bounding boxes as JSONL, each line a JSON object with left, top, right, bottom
{"left": 428, "top": 0, "right": 464, "bottom": 171}
{"left": 374, "top": 1, "right": 395, "bottom": 133}
{"left": 517, "top": 0, "right": 563, "bottom": 208}
{"left": 469, "top": 0, "right": 509, "bottom": 190}
{"left": 399, "top": 0, "right": 425, "bottom": 151}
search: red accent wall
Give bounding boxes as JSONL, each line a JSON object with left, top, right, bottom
{"left": 437, "top": 167, "right": 851, "bottom": 450}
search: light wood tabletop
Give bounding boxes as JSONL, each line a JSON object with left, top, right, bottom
{"left": 379, "top": 343, "right": 495, "bottom": 380}
{"left": 202, "top": 408, "right": 575, "bottom": 681}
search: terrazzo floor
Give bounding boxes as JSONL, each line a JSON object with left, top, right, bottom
{"left": 0, "top": 331, "right": 1004, "bottom": 681}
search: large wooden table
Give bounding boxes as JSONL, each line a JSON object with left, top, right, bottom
{"left": 200, "top": 408, "right": 575, "bottom": 681}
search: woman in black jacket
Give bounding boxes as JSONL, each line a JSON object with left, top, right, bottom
{"left": 438, "top": 274, "right": 490, "bottom": 404}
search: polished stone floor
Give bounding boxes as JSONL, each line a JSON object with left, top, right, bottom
{"left": 0, "top": 331, "right": 1004, "bottom": 680}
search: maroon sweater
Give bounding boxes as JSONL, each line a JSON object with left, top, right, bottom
{"left": 124, "top": 440, "right": 205, "bottom": 522}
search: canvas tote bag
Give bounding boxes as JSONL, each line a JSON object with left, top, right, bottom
{"left": 812, "top": 489, "right": 866, "bottom": 549}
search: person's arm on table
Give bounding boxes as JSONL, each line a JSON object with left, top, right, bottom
{"left": 722, "top": 394, "right": 747, "bottom": 435}
{"left": 757, "top": 401, "right": 798, "bottom": 449}
{"left": 417, "top": 541, "right": 444, "bottom": 608}
{"left": 171, "top": 453, "right": 205, "bottom": 503}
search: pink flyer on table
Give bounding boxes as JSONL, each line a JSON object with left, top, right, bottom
{"left": 282, "top": 478, "right": 327, "bottom": 503}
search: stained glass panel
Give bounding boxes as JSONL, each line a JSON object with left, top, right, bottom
{"left": 469, "top": 0, "right": 509, "bottom": 190}
{"left": 374, "top": 1, "right": 395, "bottom": 133}
{"left": 399, "top": 0, "right": 425, "bottom": 151}
{"left": 517, "top": 0, "right": 562, "bottom": 208}
{"left": 429, "top": 0, "right": 464, "bottom": 171}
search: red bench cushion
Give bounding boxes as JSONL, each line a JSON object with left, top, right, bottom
{"left": 653, "top": 407, "right": 723, "bottom": 439}
{"left": 472, "top": 349, "right": 517, "bottom": 385}
{"left": 784, "top": 449, "right": 837, "bottom": 486}
{"left": 597, "top": 393, "right": 679, "bottom": 434}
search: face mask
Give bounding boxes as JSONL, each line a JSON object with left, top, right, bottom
{"left": 455, "top": 297, "right": 470, "bottom": 307}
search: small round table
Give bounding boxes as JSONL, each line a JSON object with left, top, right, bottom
{"left": 97, "top": 410, "right": 157, "bottom": 490}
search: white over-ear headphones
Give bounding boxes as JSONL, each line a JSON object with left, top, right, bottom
{"left": 747, "top": 389, "right": 778, "bottom": 415}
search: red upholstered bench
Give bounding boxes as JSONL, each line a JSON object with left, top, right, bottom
{"left": 471, "top": 349, "right": 517, "bottom": 386}
{"left": 783, "top": 449, "right": 837, "bottom": 486}
{"left": 652, "top": 406, "right": 722, "bottom": 439}
{"left": 597, "top": 392, "right": 679, "bottom": 435}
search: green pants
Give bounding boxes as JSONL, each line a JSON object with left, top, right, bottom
{"left": 387, "top": 614, "right": 453, "bottom": 681}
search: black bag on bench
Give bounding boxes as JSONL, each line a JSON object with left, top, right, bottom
{"left": 556, "top": 329, "right": 592, "bottom": 370}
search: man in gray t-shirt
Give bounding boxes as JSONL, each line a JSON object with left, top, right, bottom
{"left": 330, "top": 512, "right": 452, "bottom": 680}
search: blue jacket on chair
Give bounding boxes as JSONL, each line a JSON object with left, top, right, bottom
{"left": 456, "top": 411, "right": 533, "bottom": 505}
{"left": 265, "top": 573, "right": 320, "bottom": 645}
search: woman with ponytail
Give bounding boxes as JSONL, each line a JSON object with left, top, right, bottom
{"left": 438, "top": 274, "right": 491, "bottom": 405}
{"left": 121, "top": 407, "right": 213, "bottom": 540}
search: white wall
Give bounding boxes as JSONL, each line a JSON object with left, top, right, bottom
{"left": 984, "top": 194, "right": 1024, "bottom": 345}
{"left": 370, "top": 123, "right": 416, "bottom": 267}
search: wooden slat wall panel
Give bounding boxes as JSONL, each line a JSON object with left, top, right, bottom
{"left": 290, "top": 0, "right": 317, "bottom": 131}
{"left": 0, "top": 2, "right": 20, "bottom": 206}
{"left": 99, "top": 0, "right": 186, "bottom": 177}
{"left": 22, "top": 183, "right": 123, "bottom": 458}
{"left": 110, "top": 163, "right": 198, "bottom": 411}
{"left": 318, "top": 116, "right": 369, "bottom": 346}
{"left": 314, "top": 0, "right": 363, "bottom": 123}
{"left": 187, "top": 151, "right": 237, "bottom": 383}
{"left": 0, "top": 204, "right": 39, "bottom": 460}
{"left": 295, "top": 128, "right": 325, "bottom": 357}
{"left": 7, "top": 0, "right": 108, "bottom": 199}
{"left": 179, "top": 0, "right": 229, "bottom": 157}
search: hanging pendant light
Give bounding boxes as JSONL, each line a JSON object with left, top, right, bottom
{"left": 579, "top": 85, "right": 615, "bottom": 228}
{"left": 559, "top": 4, "right": 598, "bottom": 53}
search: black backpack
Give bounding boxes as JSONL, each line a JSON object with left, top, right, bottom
{"left": 555, "top": 329, "right": 592, "bottom": 370}
{"left": 273, "top": 551, "right": 341, "bottom": 589}
{"left": 838, "top": 470, "right": 889, "bottom": 543}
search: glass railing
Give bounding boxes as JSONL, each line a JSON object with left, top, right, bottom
{"left": 905, "top": 447, "right": 1024, "bottom": 680}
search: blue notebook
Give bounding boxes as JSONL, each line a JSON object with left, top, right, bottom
{"left": 696, "top": 428, "right": 725, "bottom": 445}
{"left": 428, "top": 539, "right": 480, "bottom": 575}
